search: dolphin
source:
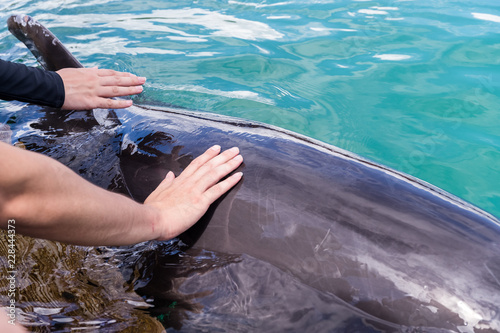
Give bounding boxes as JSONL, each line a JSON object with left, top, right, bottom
{"left": 7, "top": 14, "right": 500, "bottom": 332}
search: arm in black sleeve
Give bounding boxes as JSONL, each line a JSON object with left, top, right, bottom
{"left": 0, "top": 59, "right": 65, "bottom": 108}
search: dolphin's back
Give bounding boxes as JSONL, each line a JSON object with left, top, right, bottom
{"left": 120, "top": 105, "right": 500, "bottom": 331}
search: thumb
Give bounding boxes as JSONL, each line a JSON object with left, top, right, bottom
{"left": 159, "top": 171, "right": 175, "bottom": 188}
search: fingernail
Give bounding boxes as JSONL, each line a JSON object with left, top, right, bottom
{"left": 228, "top": 146, "right": 239, "bottom": 153}
{"left": 233, "top": 172, "right": 243, "bottom": 178}
{"left": 211, "top": 145, "right": 221, "bottom": 151}
{"left": 233, "top": 155, "right": 243, "bottom": 162}
{"left": 139, "top": 77, "right": 146, "bottom": 83}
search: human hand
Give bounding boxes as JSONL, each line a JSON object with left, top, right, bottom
{"left": 144, "top": 145, "right": 243, "bottom": 241}
{"left": 56, "top": 67, "right": 146, "bottom": 110}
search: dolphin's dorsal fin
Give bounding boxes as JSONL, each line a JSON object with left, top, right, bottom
{"left": 7, "top": 14, "right": 121, "bottom": 128}
{"left": 8, "top": 14, "right": 83, "bottom": 71}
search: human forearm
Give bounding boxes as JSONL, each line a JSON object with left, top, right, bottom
{"left": 0, "top": 142, "right": 243, "bottom": 246}
{"left": 0, "top": 142, "right": 157, "bottom": 245}
{"left": 0, "top": 59, "right": 64, "bottom": 108}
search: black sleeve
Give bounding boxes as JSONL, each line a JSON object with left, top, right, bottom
{"left": 0, "top": 59, "right": 65, "bottom": 108}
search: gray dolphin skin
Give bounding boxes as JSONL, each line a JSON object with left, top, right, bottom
{"left": 7, "top": 15, "right": 500, "bottom": 332}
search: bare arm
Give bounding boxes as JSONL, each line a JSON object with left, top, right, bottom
{"left": 0, "top": 310, "right": 26, "bottom": 333}
{"left": 0, "top": 142, "right": 242, "bottom": 246}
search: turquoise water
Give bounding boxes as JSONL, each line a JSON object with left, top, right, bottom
{"left": 1, "top": 0, "right": 499, "bottom": 219}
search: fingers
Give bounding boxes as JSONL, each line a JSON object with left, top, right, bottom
{"left": 97, "top": 68, "right": 144, "bottom": 79}
{"left": 180, "top": 145, "right": 222, "bottom": 178}
{"left": 95, "top": 97, "right": 133, "bottom": 109}
{"left": 96, "top": 70, "right": 145, "bottom": 99}
{"left": 92, "top": 70, "right": 145, "bottom": 106}
{"left": 204, "top": 172, "right": 243, "bottom": 203}
{"left": 159, "top": 171, "right": 175, "bottom": 189}
{"left": 97, "top": 85, "right": 144, "bottom": 98}
{"left": 181, "top": 146, "right": 241, "bottom": 181}
{"left": 186, "top": 147, "right": 243, "bottom": 207}
{"left": 176, "top": 145, "right": 243, "bottom": 200}
{"left": 99, "top": 72, "right": 146, "bottom": 87}
{"left": 196, "top": 153, "right": 243, "bottom": 191}
{"left": 143, "top": 146, "right": 243, "bottom": 241}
